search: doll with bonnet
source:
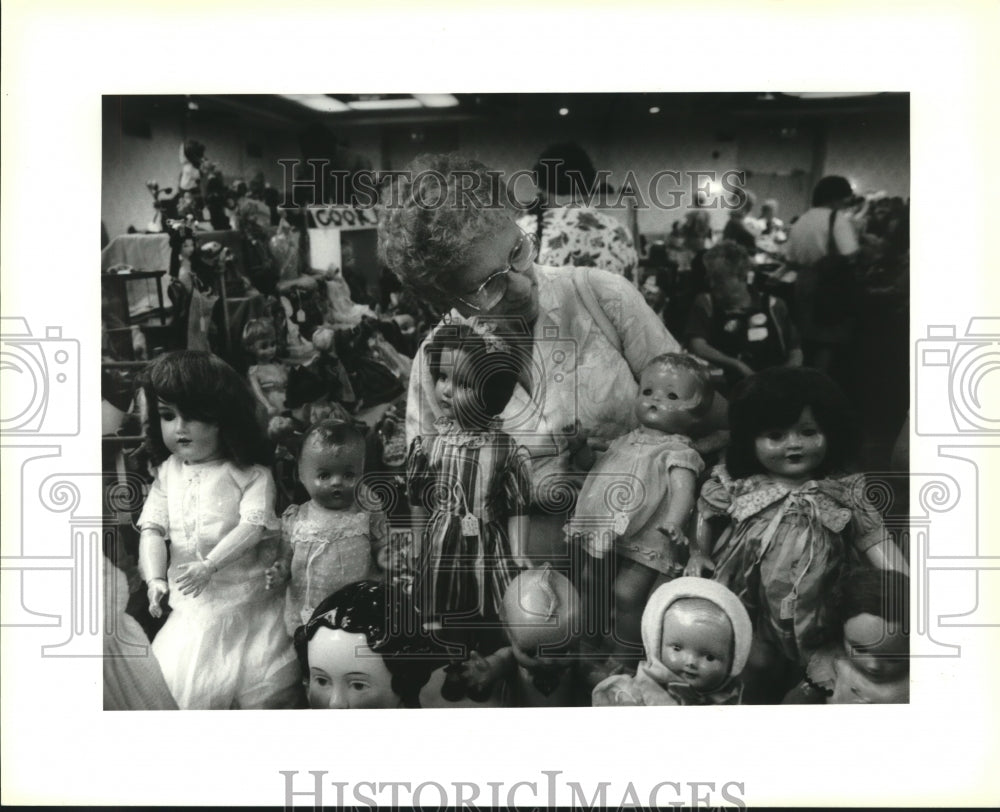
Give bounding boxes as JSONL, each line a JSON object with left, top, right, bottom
{"left": 592, "top": 577, "right": 752, "bottom": 706}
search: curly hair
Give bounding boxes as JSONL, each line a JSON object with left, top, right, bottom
{"left": 293, "top": 580, "right": 442, "bottom": 708}
{"left": 703, "top": 240, "right": 752, "bottom": 284}
{"left": 139, "top": 350, "right": 270, "bottom": 468}
{"left": 725, "top": 366, "right": 859, "bottom": 479}
{"left": 376, "top": 153, "right": 513, "bottom": 304}
{"left": 241, "top": 317, "right": 276, "bottom": 351}
{"left": 643, "top": 352, "right": 715, "bottom": 418}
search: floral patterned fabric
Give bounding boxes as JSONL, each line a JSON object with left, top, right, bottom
{"left": 517, "top": 205, "right": 638, "bottom": 278}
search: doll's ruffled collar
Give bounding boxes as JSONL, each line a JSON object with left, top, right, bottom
{"left": 711, "top": 464, "right": 859, "bottom": 530}
{"left": 434, "top": 416, "right": 503, "bottom": 448}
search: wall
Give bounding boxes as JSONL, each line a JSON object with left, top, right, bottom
{"left": 102, "top": 98, "right": 303, "bottom": 239}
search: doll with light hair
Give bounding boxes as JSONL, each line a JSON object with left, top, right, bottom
{"left": 592, "top": 577, "right": 752, "bottom": 706}
{"left": 243, "top": 318, "right": 289, "bottom": 418}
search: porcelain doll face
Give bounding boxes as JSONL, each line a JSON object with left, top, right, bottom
{"left": 434, "top": 348, "right": 481, "bottom": 426}
{"left": 180, "top": 237, "right": 196, "bottom": 259}
{"left": 299, "top": 436, "right": 365, "bottom": 511}
{"left": 753, "top": 406, "right": 828, "bottom": 487}
{"left": 252, "top": 336, "right": 277, "bottom": 363}
{"left": 837, "top": 611, "right": 909, "bottom": 697}
{"left": 659, "top": 599, "right": 733, "bottom": 692}
{"left": 157, "top": 400, "right": 222, "bottom": 465}
{"left": 641, "top": 275, "right": 665, "bottom": 311}
{"left": 634, "top": 363, "right": 705, "bottom": 435}
{"left": 306, "top": 628, "right": 402, "bottom": 709}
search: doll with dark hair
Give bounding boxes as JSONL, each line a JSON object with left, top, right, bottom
{"left": 293, "top": 580, "right": 440, "bottom": 708}
{"left": 405, "top": 323, "right": 532, "bottom": 701}
{"left": 265, "top": 419, "right": 388, "bottom": 637}
{"left": 690, "top": 366, "right": 908, "bottom": 702}
{"left": 136, "top": 350, "right": 298, "bottom": 709}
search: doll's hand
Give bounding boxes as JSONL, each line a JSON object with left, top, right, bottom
{"left": 146, "top": 578, "right": 169, "bottom": 618}
{"left": 175, "top": 559, "right": 216, "bottom": 597}
{"left": 683, "top": 551, "right": 715, "bottom": 578}
{"left": 264, "top": 560, "right": 290, "bottom": 590}
{"left": 658, "top": 524, "right": 688, "bottom": 547}
{"left": 461, "top": 651, "right": 499, "bottom": 691}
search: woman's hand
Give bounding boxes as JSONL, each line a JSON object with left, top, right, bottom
{"left": 175, "top": 559, "right": 216, "bottom": 597}
{"left": 683, "top": 551, "right": 715, "bottom": 578}
{"left": 146, "top": 578, "right": 169, "bottom": 618}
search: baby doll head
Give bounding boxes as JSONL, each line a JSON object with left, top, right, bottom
{"left": 242, "top": 318, "right": 278, "bottom": 363}
{"left": 298, "top": 419, "right": 367, "bottom": 511}
{"left": 424, "top": 324, "right": 519, "bottom": 430}
{"left": 726, "top": 366, "right": 858, "bottom": 482}
{"left": 635, "top": 353, "right": 714, "bottom": 436}
{"left": 294, "top": 580, "right": 439, "bottom": 709}
{"left": 140, "top": 350, "right": 269, "bottom": 468}
{"left": 501, "top": 566, "right": 581, "bottom": 673}
{"left": 642, "top": 577, "right": 752, "bottom": 694}
{"left": 830, "top": 568, "right": 909, "bottom": 704}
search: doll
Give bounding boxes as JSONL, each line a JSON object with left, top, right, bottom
{"left": 405, "top": 324, "right": 532, "bottom": 700}
{"left": 293, "top": 580, "right": 441, "bottom": 708}
{"left": 307, "top": 325, "right": 357, "bottom": 410}
{"left": 136, "top": 350, "right": 299, "bottom": 709}
{"left": 243, "top": 318, "right": 289, "bottom": 417}
{"left": 784, "top": 568, "right": 909, "bottom": 705}
{"left": 567, "top": 353, "right": 711, "bottom": 667}
{"left": 460, "top": 565, "right": 584, "bottom": 707}
{"left": 264, "top": 419, "right": 388, "bottom": 637}
{"left": 592, "top": 577, "right": 752, "bottom": 706}
{"left": 178, "top": 139, "right": 206, "bottom": 194}
{"left": 693, "top": 367, "right": 909, "bottom": 701}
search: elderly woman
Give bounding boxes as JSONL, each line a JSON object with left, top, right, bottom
{"left": 378, "top": 153, "right": 719, "bottom": 561}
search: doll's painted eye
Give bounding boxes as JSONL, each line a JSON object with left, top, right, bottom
{"left": 764, "top": 430, "right": 785, "bottom": 441}
{"left": 312, "top": 674, "right": 330, "bottom": 688}
{"left": 349, "top": 680, "right": 369, "bottom": 691}
{"left": 641, "top": 388, "right": 652, "bottom": 396}
{"left": 667, "top": 392, "right": 678, "bottom": 400}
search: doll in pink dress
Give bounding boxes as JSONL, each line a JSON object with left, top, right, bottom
{"left": 691, "top": 366, "right": 908, "bottom": 702}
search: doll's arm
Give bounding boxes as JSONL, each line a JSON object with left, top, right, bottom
{"left": 507, "top": 514, "right": 532, "bottom": 569}
{"left": 461, "top": 647, "right": 516, "bottom": 692}
{"left": 139, "top": 525, "right": 170, "bottom": 618}
{"left": 863, "top": 534, "right": 909, "bottom": 575}
{"left": 685, "top": 506, "right": 719, "bottom": 577}
{"left": 175, "top": 523, "right": 265, "bottom": 597}
{"left": 657, "top": 467, "right": 697, "bottom": 539}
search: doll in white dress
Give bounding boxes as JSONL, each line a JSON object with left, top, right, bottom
{"left": 137, "top": 350, "right": 299, "bottom": 709}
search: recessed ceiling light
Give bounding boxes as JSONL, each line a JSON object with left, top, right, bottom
{"left": 413, "top": 94, "right": 459, "bottom": 108}
{"left": 559, "top": 107, "right": 569, "bottom": 116}
{"left": 281, "top": 94, "right": 351, "bottom": 113}
{"left": 649, "top": 106, "right": 660, "bottom": 114}
{"left": 347, "top": 98, "right": 423, "bottom": 111}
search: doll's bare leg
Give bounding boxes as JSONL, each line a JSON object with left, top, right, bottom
{"left": 609, "top": 558, "right": 658, "bottom": 664}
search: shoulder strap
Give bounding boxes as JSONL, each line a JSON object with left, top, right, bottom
{"left": 826, "top": 208, "right": 839, "bottom": 257}
{"left": 572, "top": 267, "right": 622, "bottom": 353}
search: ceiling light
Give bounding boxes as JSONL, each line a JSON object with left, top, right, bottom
{"left": 281, "top": 94, "right": 351, "bottom": 113}
{"left": 782, "top": 92, "right": 882, "bottom": 99}
{"left": 559, "top": 107, "right": 569, "bottom": 116}
{"left": 347, "top": 98, "right": 423, "bottom": 111}
{"left": 413, "top": 94, "right": 459, "bottom": 108}
{"left": 649, "top": 106, "right": 660, "bottom": 114}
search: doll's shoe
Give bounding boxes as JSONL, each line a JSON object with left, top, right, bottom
{"left": 440, "top": 663, "right": 467, "bottom": 702}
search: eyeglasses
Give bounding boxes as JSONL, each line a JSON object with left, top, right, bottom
{"left": 455, "top": 230, "right": 538, "bottom": 312}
